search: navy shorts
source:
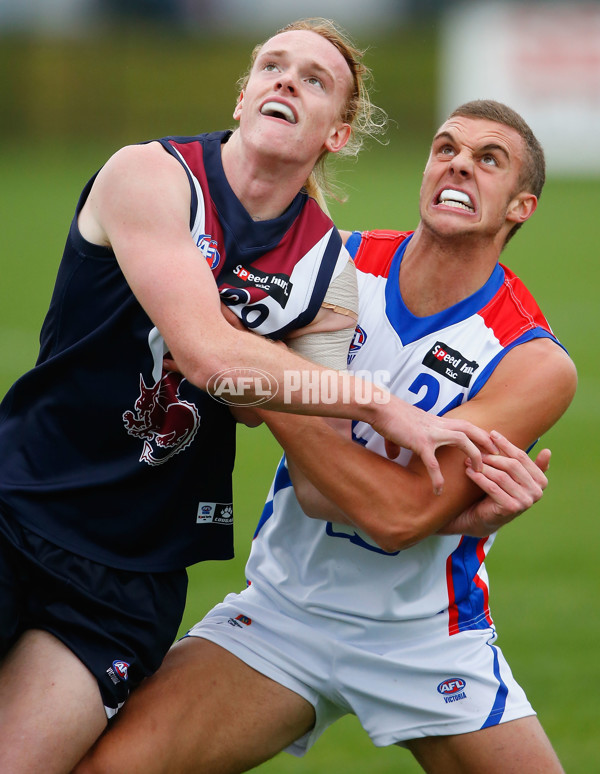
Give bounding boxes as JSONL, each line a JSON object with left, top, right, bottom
{"left": 0, "top": 512, "right": 188, "bottom": 714}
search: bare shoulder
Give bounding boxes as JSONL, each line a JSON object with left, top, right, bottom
{"left": 448, "top": 337, "right": 576, "bottom": 450}
{"left": 498, "top": 337, "right": 577, "bottom": 397}
{"left": 338, "top": 229, "right": 353, "bottom": 245}
{"left": 79, "top": 141, "right": 189, "bottom": 246}
{"left": 97, "top": 141, "right": 185, "bottom": 188}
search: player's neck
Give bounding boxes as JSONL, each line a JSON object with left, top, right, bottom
{"left": 221, "top": 131, "right": 312, "bottom": 222}
{"left": 400, "top": 227, "right": 501, "bottom": 317}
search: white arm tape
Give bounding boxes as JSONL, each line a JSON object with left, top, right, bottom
{"left": 322, "top": 257, "right": 359, "bottom": 319}
{"left": 287, "top": 325, "right": 354, "bottom": 370}
{"left": 287, "top": 258, "right": 358, "bottom": 370}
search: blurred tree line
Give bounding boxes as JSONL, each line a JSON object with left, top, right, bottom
{"left": 0, "top": 23, "right": 439, "bottom": 148}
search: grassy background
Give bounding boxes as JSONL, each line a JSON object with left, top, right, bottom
{"left": 1, "top": 25, "right": 598, "bottom": 772}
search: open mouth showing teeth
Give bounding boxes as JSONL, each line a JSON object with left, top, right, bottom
{"left": 260, "top": 101, "right": 296, "bottom": 124}
{"left": 438, "top": 189, "right": 474, "bottom": 212}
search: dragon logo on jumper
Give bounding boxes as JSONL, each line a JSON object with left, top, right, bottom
{"left": 197, "top": 233, "right": 221, "bottom": 270}
{"left": 123, "top": 371, "right": 200, "bottom": 466}
{"left": 347, "top": 324, "right": 367, "bottom": 365}
{"left": 423, "top": 342, "right": 479, "bottom": 387}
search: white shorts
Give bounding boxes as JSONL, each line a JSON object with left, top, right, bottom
{"left": 186, "top": 583, "right": 535, "bottom": 755}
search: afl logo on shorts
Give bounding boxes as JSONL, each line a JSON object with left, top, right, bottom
{"left": 348, "top": 324, "right": 367, "bottom": 365}
{"left": 113, "top": 660, "right": 130, "bottom": 681}
{"left": 437, "top": 677, "right": 466, "bottom": 695}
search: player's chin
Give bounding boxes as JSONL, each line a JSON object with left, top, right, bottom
{"left": 430, "top": 205, "right": 478, "bottom": 222}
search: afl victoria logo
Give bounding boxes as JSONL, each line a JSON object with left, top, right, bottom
{"left": 437, "top": 678, "right": 466, "bottom": 695}
{"left": 112, "top": 660, "right": 130, "bottom": 681}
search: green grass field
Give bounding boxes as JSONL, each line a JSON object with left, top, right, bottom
{"left": 1, "top": 128, "right": 598, "bottom": 772}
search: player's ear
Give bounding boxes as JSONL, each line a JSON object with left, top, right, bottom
{"left": 233, "top": 91, "right": 244, "bottom": 121}
{"left": 324, "top": 122, "right": 351, "bottom": 155}
{"left": 506, "top": 192, "right": 537, "bottom": 225}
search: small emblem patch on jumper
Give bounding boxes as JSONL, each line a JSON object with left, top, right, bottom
{"left": 197, "top": 502, "right": 233, "bottom": 524}
{"left": 423, "top": 342, "right": 479, "bottom": 387}
{"left": 197, "top": 234, "right": 221, "bottom": 270}
{"left": 347, "top": 324, "right": 367, "bottom": 364}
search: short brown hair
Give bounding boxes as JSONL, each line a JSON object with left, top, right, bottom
{"left": 448, "top": 100, "right": 545, "bottom": 243}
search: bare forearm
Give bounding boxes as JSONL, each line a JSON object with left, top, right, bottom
{"left": 263, "top": 411, "right": 472, "bottom": 552}
{"left": 179, "top": 328, "right": 493, "bottom": 496}
{"left": 263, "top": 341, "right": 576, "bottom": 548}
{"left": 285, "top": 456, "right": 351, "bottom": 524}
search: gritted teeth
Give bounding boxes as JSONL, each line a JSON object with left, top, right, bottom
{"left": 438, "top": 189, "right": 474, "bottom": 211}
{"left": 260, "top": 101, "right": 296, "bottom": 124}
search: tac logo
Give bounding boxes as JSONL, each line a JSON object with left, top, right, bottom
{"left": 423, "top": 341, "right": 479, "bottom": 388}
{"left": 196, "top": 233, "right": 221, "bottom": 270}
{"left": 207, "top": 367, "right": 278, "bottom": 406}
{"left": 226, "top": 265, "right": 293, "bottom": 309}
{"left": 347, "top": 324, "right": 367, "bottom": 365}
